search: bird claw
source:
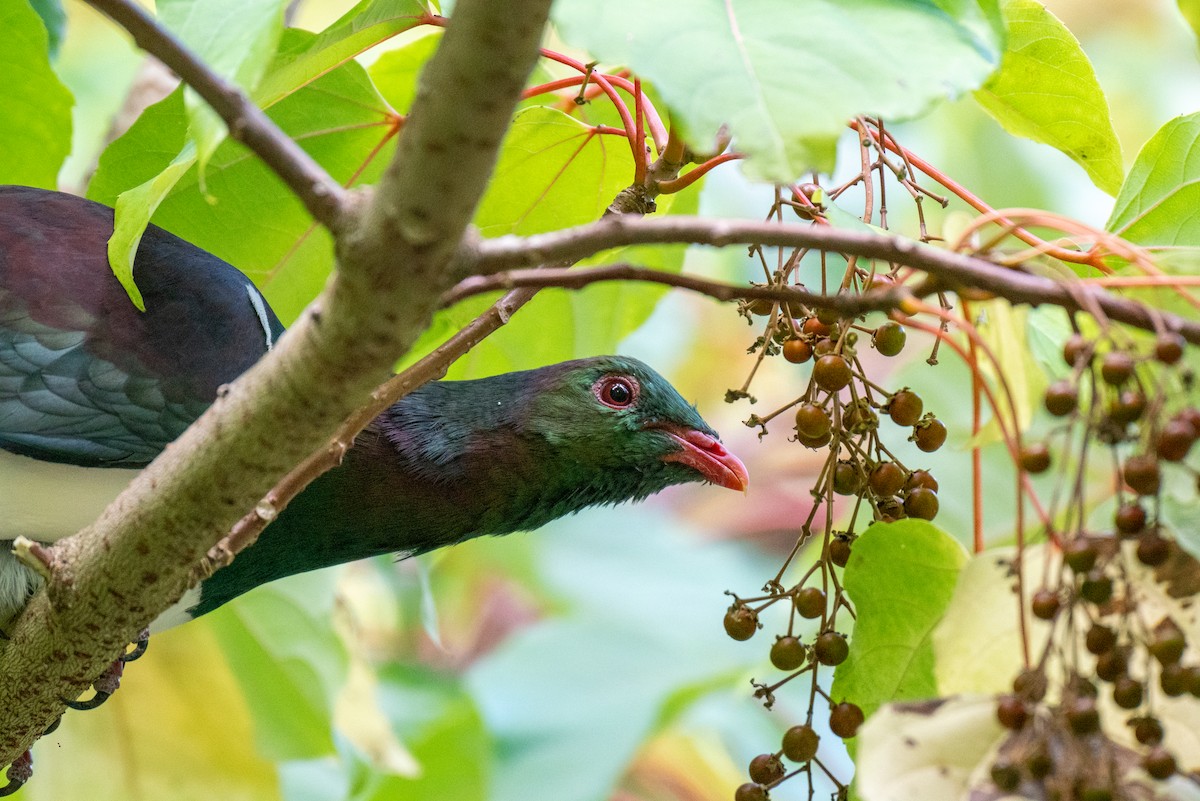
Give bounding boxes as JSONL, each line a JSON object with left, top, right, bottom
{"left": 121, "top": 628, "right": 150, "bottom": 662}
{"left": 0, "top": 751, "right": 32, "bottom": 797}
{"left": 62, "top": 658, "right": 123, "bottom": 710}
{"left": 42, "top": 714, "right": 63, "bottom": 736}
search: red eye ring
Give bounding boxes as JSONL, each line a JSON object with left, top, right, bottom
{"left": 595, "top": 375, "right": 639, "bottom": 408}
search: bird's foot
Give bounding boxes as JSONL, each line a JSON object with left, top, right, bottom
{"left": 60, "top": 629, "right": 149, "bottom": 710}
{"left": 0, "top": 751, "right": 32, "bottom": 797}
{"left": 62, "top": 658, "right": 123, "bottom": 710}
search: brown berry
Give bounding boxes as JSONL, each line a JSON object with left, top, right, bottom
{"left": 996, "top": 694, "right": 1029, "bottom": 729}
{"left": 1063, "top": 334, "right": 1091, "bottom": 367}
{"left": 783, "top": 338, "right": 813, "bottom": 364}
{"left": 1143, "top": 746, "right": 1177, "bottom": 780}
{"left": 1063, "top": 538, "right": 1098, "bottom": 573}
{"left": 814, "top": 631, "right": 849, "bottom": 666}
{"left": 869, "top": 462, "right": 906, "bottom": 497}
{"left": 781, "top": 724, "right": 819, "bottom": 762}
{"left": 794, "top": 403, "right": 831, "bottom": 438}
{"left": 794, "top": 587, "right": 826, "bottom": 619}
{"left": 990, "top": 760, "right": 1020, "bottom": 792}
{"left": 1030, "top": 589, "right": 1060, "bottom": 620}
{"left": 1133, "top": 716, "right": 1164, "bottom": 745}
{"left": 1080, "top": 574, "right": 1113, "bottom": 605}
{"left": 1150, "top": 620, "right": 1186, "bottom": 665}
{"left": 1154, "top": 332, "right": 1186, "bottom": 365}
{"left": 734, "top": 783, "right": 769, "bottom": 801}
{"left": 1066, "top": 696, "right": 1100, "bottom": 734}
{"left": 1162, "top": 663, "right": 1190, "bottom": 697}
{"left": 724, "top": 606, "right": 758, "bottom": 641}
{"left": 1137, "top": 531, "right": 1171, "bottom": 567}
{"left": 904, "top": 487, "right": 939, "bottom": 520}
{"left": 1124, "top": 455, "right": 1161, "bottom": 496}
{"left": 748, "top": 753, "right": 785, "bottom": 785}
{"left": 770, "top": 636, "right": 807, "bottom": 671}
{"left": 813, "top": 338, "right": 837, "bottom": 358}
{"left": 796, "top": 430, "right": 832, "bottom": 450}
{"left": 1156, "top": 419, "right": 1196, "bottom": 462}
{"left": 1115, "top": 503, "right": 1147, "bottom": 536}
{"left": 1013, "top": 668, "right": 1048, "bottom": 702}
{"left": 803, "top": 317, "right": 833, "bottom": 338}
{"left": 828, "top": 702, "right": 864, "bottom": 738}
{"left": 873, "top": 322, "right": 906, "bottom": 356}
{"left": 1020, "top": 443, "right": 1051, "bottom": 473}
{"left": 1100, "top": 351, "right": 1136, "bottom": 385}
{"left": 888, "top": 390, "right": 924, "bottom": 427}
{"left": 832, "top": 461, "right": 862, "bottom": 496}
{"left": 1112, "top": 676, "right": 1143, "bottom": 709}
{"left": 828, "top": 536, "right": 852, "bottom": 567}
{"left": 1096, "top": 647, "right": 1128, "bottom": 682}
{"left": 1109, "top": 390, "right": 1147, "bottom": 424}
{"left": 913, "top": 418, "right": 947, "bottom": 452}
{"left": 1085, "top": 624, "right": 1117, "bottom": 655}
{"left": 1044, "top": 381, "right": 1078, "bottom": 416}
{"left": 905, "top": 470, "right": 939, "bottom": 493}
{"left": 813, "top": 355, "right": 852, "bottom": 392}
{"left": 1178, "top": 406, "right": 1200, "bottom": 438}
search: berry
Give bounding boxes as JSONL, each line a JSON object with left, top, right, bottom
{"left": 1124, "top": 455, "right": 1161, "bottom": 496}
{"left": 905, "top": 470, "right": 939, "bottom": 493}
{"left": 1133, "top": 716, "right": 1164, "bottom": 745}
{"left": 996, "top": 695, "right": 1028, "bottom": 729}
{"left": 1030, "top": 589, "right": 1060, "bottom": 620}
{"left": 782, "top": 338, "right": 813, "bottom": 364}
{"left": 913, "top": 418, "right": 947, "bottom": 452}
{"left": 734, "top": 783, "right": 769, "bottom": 801}
{"left": 990, "top": 760, "right": 1020, "bottom": 792}
{"left": 904, "top": 487, "right": 939, "bottom": 520}
{"left": 1150, "top": 621, "right": 1186, "bottom": 665}
{"left": 1063, "top": 538, "right": 1098, "bottom": 573}
{"left": 887, "top": 390, "right": 924, "bottom": 427}
{"left": 843, "top": 400, "right": 878, "bottom": 432}
{"left": 873, "top": 322, "right": 906, "bottom": 356}
{"left": 1154, "top": 332, "right": 1186, "bottom": 365}
{"left": 1100, "top": 351, "right": 1135, "bottom": 385}
{"left": 832, "top": 461, "right": 862, "bottom": 496}
{"left": 1020, "top": 443, "right": 1051, "bottom": 473}
{"left": 804, "top": 317, "right": 833, "bottom": 337}
{"left": 1178, "top": 406, "right": 1200, "bottom": 438}
{"left": 1156, "top": 419, "right": 1196, "bottom": 462}
{"left": 1085, "top": 624, "right": 1117, "bottom": 655}
{"left": 1143, "top": 746, "right": 1177, "bottom": 780}
{"left": 794, "top": 403, "right": 831, "bottom": 438}
{"left": 1044, "top": 381, "right": 1078, "bottom": 416}
{"left": 1063, "top": 334, "right": 1090, "bottom": 367}
{"left": 876, "top": 496, "right": 905, "bottom": 521}
{"left": 1080, "top": 574, "right": 1113, "bottom": 605}
{"left": 828, "top": 702, "right": 864, "bottom": 738}
{"left": 1013, "top": 669, "right": 1048, "bottom": 702}
{"left": 1109, "top": 390, "right": 1147, "bottom": 424}
{"left": 724, "top": 606, "right": 759, "bottom": 641}
{"left": 814, "top": 631, "right": 849, "bottom": 666}
{"left": 1112, "top": 676, "right": 1143, "bottom": 709}
{"left": 815, "top": 308, "right": 840, "bottom": 326}
{"left": 813, "top": 338, "right": 837, "bottom": 358}
{"left": 794, "top": 587, "right": 826, "bottom": 619}
{"left": 781, "top": 724, "right": 820, "bottom": 762}
{"left": 770, "top": 636, "right": 807, "bottom": 671}
{"left": 1137, "top": 531, "right": 1171, "bottom": 567}
{"left": 828, "top": 536, "right": 852, "bottom": 567}
{"left": 813, "top": 355, "right": 852, "bottom": 392}
{"left": 1095, "top": 648, "right": 1128, "bottom": 682}
{"left": 1066, "top": 696, "right": 1100, "bottom": 734}
{"left": 1115, "top": 503, "right": 1147, "bottom": 536}
{"left": 796, "top": 430, "right": 832, "bottom": 450}
{"left": 868, "top": 462, "right": 906, "bottom": 497}
{"left": 748, "top": 753, "right": 785, "bottom": 785}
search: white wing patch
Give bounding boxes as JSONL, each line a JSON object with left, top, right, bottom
{"left": 247, "top": 285, "right": 275, "bottom": 351}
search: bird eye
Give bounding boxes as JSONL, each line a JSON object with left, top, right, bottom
{"left": 595, "top": 376, "right": 638, "bottom": 408}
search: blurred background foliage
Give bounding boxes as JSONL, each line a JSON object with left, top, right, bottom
{"left": 9, "top": 0, "right": 1200, "bottom": 799}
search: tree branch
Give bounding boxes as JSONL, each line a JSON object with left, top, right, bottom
{"left": 475, "top": 216, "right": 1200, "bottom": 343}
{"left": 0, "top": 0, "right": 553, "bottom": 768}
{"left": 84, "top": 0, "right": 350, "bottom": 232}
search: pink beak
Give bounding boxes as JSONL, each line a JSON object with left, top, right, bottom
{"left": 660, "top": 427, "right": 749, "bottom": 491}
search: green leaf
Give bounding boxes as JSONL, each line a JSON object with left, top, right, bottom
{"left": 1107, "top": 112, "right": 1200, "bottom": 245}
{"left": 0, "top": 0, "right": 73, "bottom": 188}
{"left": 973, "top": 0, "right": 1123, "bottom": 195}
{"left": 257, "top": 0, "right": 427, "bottom": 107}
{"left": 551, "top": 0, "right": 1001, "bottom": 180}
{"left": 368, "top": 30, "right": 442, "bottom": 113}
{"left": 208, "top": 571, "right": 349, "bottom": 760}
{"left": 89, "top": 88, "right": 191, "bottom": 206}
{"left": 27, "top": 0, "right": 65, "bottom": 57}
{"left": 831, "top": 520, "right": 967, "bottom": 718}
{"left": 159, "top": 0, "right": 288, "bottom": 163}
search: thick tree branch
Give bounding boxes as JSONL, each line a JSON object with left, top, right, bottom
{"left": 475, "top": 216, "right": 1200, "bottom": 343}
{"left": 0, "top": 0, "right": 552, "bottom": 768}
{"left": 84, "top": 0, "right": 350, "bottom": 232}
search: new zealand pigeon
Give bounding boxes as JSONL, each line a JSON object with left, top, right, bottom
{"left": 0, "top": 185, "right": 748, "bottom": 633}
